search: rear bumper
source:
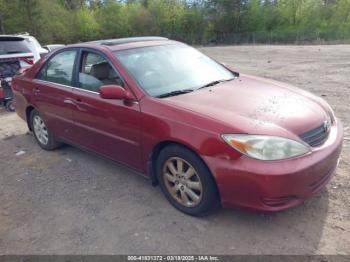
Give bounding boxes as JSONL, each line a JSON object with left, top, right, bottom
{"left": 205, "top": 119, "right": 343, "bottom": 211}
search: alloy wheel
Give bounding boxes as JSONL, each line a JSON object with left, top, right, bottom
{"left": 33, "top": 115, "right": 49, "bottom": 145}
{"left": 162, "top": 157, "right": 203, "bottom": 207}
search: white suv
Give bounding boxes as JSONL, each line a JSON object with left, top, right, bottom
{"left": 0, "top": 33, "right": 48, "bottom": 111}
{"left": 0, "top": 33, "right": 48, "bottom": 80}
{"left": 20, "top": 34, "right": 49, "bottom": 60}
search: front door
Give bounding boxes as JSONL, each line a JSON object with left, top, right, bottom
{"left": 71, "top": 50, "right": 143, "bottom": 170}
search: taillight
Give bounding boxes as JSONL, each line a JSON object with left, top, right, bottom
{"left": 20, "top": 56, "right": 34, "bottom": 65}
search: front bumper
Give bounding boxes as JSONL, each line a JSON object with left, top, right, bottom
{"left": 205, "top": 119, "right": 343, "bottom": 211}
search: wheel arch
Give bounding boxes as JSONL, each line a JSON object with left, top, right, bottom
{"left": 148, "top": 140, "right": 220, "bottom": 198}
{"left": 25, "top": 105, "right": 36, "bottom": 131}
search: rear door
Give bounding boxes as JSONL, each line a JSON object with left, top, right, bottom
{"left": 32, "top": 49, "right": 78, "bottom": 140}
{"left": 71, "top": 49, "right": 143, "bottom": 170}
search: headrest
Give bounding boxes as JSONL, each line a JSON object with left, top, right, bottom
{"left": 90, "top": 62, "right": 109, "bottom": 80}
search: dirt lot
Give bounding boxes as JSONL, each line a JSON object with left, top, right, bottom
{"left": 0, "top": 45, "right": 349, "bottom": 255}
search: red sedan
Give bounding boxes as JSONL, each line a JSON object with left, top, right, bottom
{"left": 12, "top": 37, "right": 343, "bottom": 216}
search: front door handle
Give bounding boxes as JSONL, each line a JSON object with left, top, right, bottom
{"left": 73, "top": 97, "right": 87, "bottom": 112}
{"left": 63, "top": 99, "right": 74, "bottom": 105}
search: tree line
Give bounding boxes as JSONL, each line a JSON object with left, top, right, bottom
{"left": 0, "top": 0, "right": 350, "bottom": 45}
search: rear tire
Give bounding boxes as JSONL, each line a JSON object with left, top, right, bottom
{"left": 30, "top": 109, "right": 61, "bottom": 150}
{"left": 156, "top": 144, "right": 220, "bottom": 216}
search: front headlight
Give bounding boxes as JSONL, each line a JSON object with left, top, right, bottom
{"left": 221, "top": 134, "right": 311, "bottom": 161}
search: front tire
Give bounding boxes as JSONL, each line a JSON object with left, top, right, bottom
{"left": 156, "top": 144, "right": 220, "bottom": 216}
{"left": 30, "top": 109, "right": 61, "bottom": 150}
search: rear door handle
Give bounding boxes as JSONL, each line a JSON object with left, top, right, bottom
{"left": 33, "top": 87, "right": 40, "bottom": 94}
{"left": 76, "top": 98, "right": 82, "bottom": 103}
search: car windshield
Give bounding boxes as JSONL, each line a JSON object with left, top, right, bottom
{"left": 114, "top": 44, "right": 235, "bottom": 97}
{"left": 0, "top": 38, "right": 31, "bottom": 55}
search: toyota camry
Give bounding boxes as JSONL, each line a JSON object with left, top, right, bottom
{"left": 12, "top": 37, "right": 343, "bottom": 216}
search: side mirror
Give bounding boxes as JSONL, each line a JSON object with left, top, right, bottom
{"left": 99, "top": 85, "right": 134, "bottom": 100}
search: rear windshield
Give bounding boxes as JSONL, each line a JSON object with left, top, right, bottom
{"left": 0, "top": 37, "right": 31, "bottom": 55}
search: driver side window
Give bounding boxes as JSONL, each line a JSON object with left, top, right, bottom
{"left": 78, "top": 51, "right": 124, "bottom": 93}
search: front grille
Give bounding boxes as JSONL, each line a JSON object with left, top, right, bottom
{"left": 299, "top": 123, "right": 330, "bottom": 147}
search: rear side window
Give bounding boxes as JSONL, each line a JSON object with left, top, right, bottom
{"left": 0, "top": 38, "right": 31, "bottom": 55}
{"left": 37, "top": 50, "right": 77, "bottom": 86}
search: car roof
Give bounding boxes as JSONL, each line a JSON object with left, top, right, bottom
{"left": 68, "top": 36, "right": 179, "bottom": 52}
{"left": 88, "top": 36, "right": 168, "bottom": 46}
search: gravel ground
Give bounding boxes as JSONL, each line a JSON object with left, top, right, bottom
{"left": 0, "top": 45, "right": 349, "bottom": 255}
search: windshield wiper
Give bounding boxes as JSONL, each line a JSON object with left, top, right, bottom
{"left": 197, "top": 78, "right": 235, "bottom": 90}
{"left": 157, "top": 89, "right": 194, "bottom": 98}
{"left": 156, "top": 78, "right": 236, "bottom": 98}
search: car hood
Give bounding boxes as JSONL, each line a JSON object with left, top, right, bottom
{"left": 164, "top": 74, "right": 330, "bottom": 138}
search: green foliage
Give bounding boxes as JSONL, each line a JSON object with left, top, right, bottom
{"left": 74, "top": 8, "right": 99, "bottom": 41}
{"left": 0, "top": 0, "right": 349, "bottom": 45}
